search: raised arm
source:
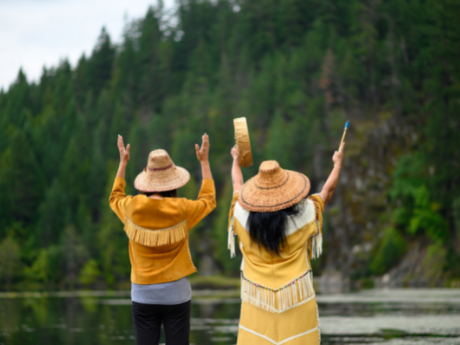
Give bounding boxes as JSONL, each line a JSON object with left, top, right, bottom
{"left": 109, "top": 135, "right": 132, "bottom": 223}
{"left": 184, "top": 134, "right": 216, "bottom": 229}
{"left": 195, "top": 133, "right": 213, "bottom": 180}
{"left": 321, "top": 142, "right": 345, "bottom": 205}
{"left": 116, "top": 135, "right": 130, "bottom": 179}
{"left": 231, "top": 145, "right": 244, "bottom": 194}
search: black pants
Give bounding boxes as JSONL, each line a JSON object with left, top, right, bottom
{"left": 132, "top": 300, "right": 191, "bottom": 345}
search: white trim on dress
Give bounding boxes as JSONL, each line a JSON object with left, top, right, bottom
{"left": 242, "top": 293, "right": 316, "bottom": 314}
{"left": 233, "top": 199, "right": 316, "bottom": 236}
{"left": 239, "top": 324, "right": 319, "bottom": 345}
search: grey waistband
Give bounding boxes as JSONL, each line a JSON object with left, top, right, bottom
{"left": 131, "top": 277, "right": 191, "bottom": 305}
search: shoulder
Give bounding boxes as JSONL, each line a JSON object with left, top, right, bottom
{"left": 234, "top": 201, "right": 250, "bottom": 228}
{"left": 128, "top": 195, "right": 187, "bottom": 210}
{"left": 178, "top": 196, "right": 213, "bottom": 215}
{"left": 284, "top": 199, "right": 316, "bottom": 236}
{"left": 308, "top": 193, "right": 324, "bottom": 202}
{"left": 233, "top": 199, "right": 317, "bottom": 235}
{"left": 307, "top": 193, "right": 325, "bottom": 213}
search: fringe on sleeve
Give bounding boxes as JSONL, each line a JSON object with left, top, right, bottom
{"left": 227, "top": 193, "right": 240, "bottom": 258}
{"left": 307, "top": 195, "right": 324, "bottom": 260}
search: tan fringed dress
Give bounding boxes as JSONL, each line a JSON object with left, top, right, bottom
{"left": 228, "top": 193, "right": 324, "bottom": 345}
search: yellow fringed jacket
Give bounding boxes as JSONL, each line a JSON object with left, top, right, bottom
{"left": 109, "top": 177, "right": 216, "bottom": 285}
{"left": 228, "top": 193, "right": 324, "bottom": 313}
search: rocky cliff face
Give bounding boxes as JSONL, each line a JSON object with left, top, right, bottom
{"left": 317, "top": 114, "right": 420, "bottom": 289}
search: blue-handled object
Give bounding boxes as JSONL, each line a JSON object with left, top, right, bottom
{"left": 339, "top": 121, "right": 349, "bottom": 150}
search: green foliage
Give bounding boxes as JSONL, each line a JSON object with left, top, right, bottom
{"left": 211, "top": 182, "right": 241, "bottom": 274}
{"left": 0, "top": 0, "right": 459, "bottom": 288}
{"left": 189, "top": 274, "right": 240, "bottom": 290}
{"left": 390, "top": 155, "right": 449, "bottom": 241}
{"left": 0, "top": 130, "right": 45, "bottom": 233}
{"left": 420, "top": 241, "right": 447, "bottom": 285}
{"left": 97, "top": 179, "right": 131, "bottom": 287}
{"left": 264, "top": 113, "right": 294, "bottom": 169}
{"left": 370, "top": 228, "right": 407, "bottom": 275}
{"left": 358, "top": 277, "right": 375, "bottom": 290}
{"left": 453, "top": 197, "right": 460, "bottom": 241}
{"left": 79, "top": 259, "right": 102, "bottom": 286}
{"left": 61, "top": 225, "right": 90, "bottom": 289}
{"left": 25, "top": 248, "right": 53, "bottom": 285}
{"left": 36, "top": 180, "right": 70, "bottom": 247}
{"left": 0, "top": 236, "right": 22, "bottom": 290}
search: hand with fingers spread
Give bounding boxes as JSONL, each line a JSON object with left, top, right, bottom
{"left": 195, "top": 134, "right": 210, "bottom": 162}
{"left": 116, "top": 135, "right": 130, "bottom": 179}
{"left": 118, "top": 135, "right": 130, "bottom": 165}
{"left": 195, "top": 134, "right": 213, "bottom": 179}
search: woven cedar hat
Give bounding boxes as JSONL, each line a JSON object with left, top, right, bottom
{"left": 238, "top": 161, "right": 310, "bottom": 212}
{"left": 134, "top": 149, "right": 190, "bottom": 192}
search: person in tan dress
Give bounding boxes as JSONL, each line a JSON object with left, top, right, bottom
{"left": 227, "top": 143, "right": 345, "bottom": 345}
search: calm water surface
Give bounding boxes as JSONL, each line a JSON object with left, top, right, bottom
{"left": 0, "top": 289, "right": 459, "bottom": 345}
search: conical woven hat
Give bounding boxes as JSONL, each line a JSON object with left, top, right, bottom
{"left": 238, "top": 161, "right": 310, "bottom": 212}
{"left": 134, "top": 149, "right": 190, "bottom": 192}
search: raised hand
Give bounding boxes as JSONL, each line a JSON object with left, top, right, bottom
{"left": 332, "top": 142, "right": 345, "bottom": 167}
{"left": 231, "top": 145, "right": 239, "bottom": 162}
{"left": 230, "top": 145, "right": 243, "bottom": 194}
{"left": 117, "top": 135, "right": 130, "bottom": 164}
{"left": 195, "top": 133, "right": 210, "bottom": 162}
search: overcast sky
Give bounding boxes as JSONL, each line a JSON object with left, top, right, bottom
{"left": 0, "top": 0, "right": 175, "bottom": 91}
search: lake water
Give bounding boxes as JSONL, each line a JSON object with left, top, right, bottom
{"left": 1, "top": 289, "right": 459, "bottom": 345}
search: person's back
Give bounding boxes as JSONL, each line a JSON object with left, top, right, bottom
{"left": 232, "top": 190, "right": 324, "bottom": 312}
{"left": 110, "top": 134, "right": 216, "bottom": 345}
{"left": 110, "top": 162, "right": 215, "bottom": 284}
{"left": 228, "top": 144, "right": 344, "bottom": 345}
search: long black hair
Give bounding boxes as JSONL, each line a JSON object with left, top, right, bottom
{"left": 246, "top": 203, "right": 304, "bottom": 256}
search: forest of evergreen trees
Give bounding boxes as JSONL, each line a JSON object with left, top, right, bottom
{"left": 0, "top": 0, "right": 459, "bottom": 291}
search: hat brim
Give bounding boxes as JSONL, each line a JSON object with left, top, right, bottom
{"left": 134, "top": 166, "right": 190, "bottom": 192}
{"left": 238, "top": 170, "right": 311, "bottom": 212}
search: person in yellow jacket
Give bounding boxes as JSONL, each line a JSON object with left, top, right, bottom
{"left": 228, "top": 143, "right": 345, "bottom": 345}
{"left": 110, "top": 134, "right": 216, "bottom": 345}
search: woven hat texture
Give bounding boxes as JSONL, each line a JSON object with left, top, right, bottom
{"left": 234, "top": 117, "right": 253, "bottom": 167}
{"left": 238, "top": 161, "right": 310, "bottom": 212}
{"left": 134, "top": 149, "right": 190, "bottom": 192}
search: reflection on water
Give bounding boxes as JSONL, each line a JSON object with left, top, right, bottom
{"left": 0, "top": 289, "right": 459, "bottom": 345}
